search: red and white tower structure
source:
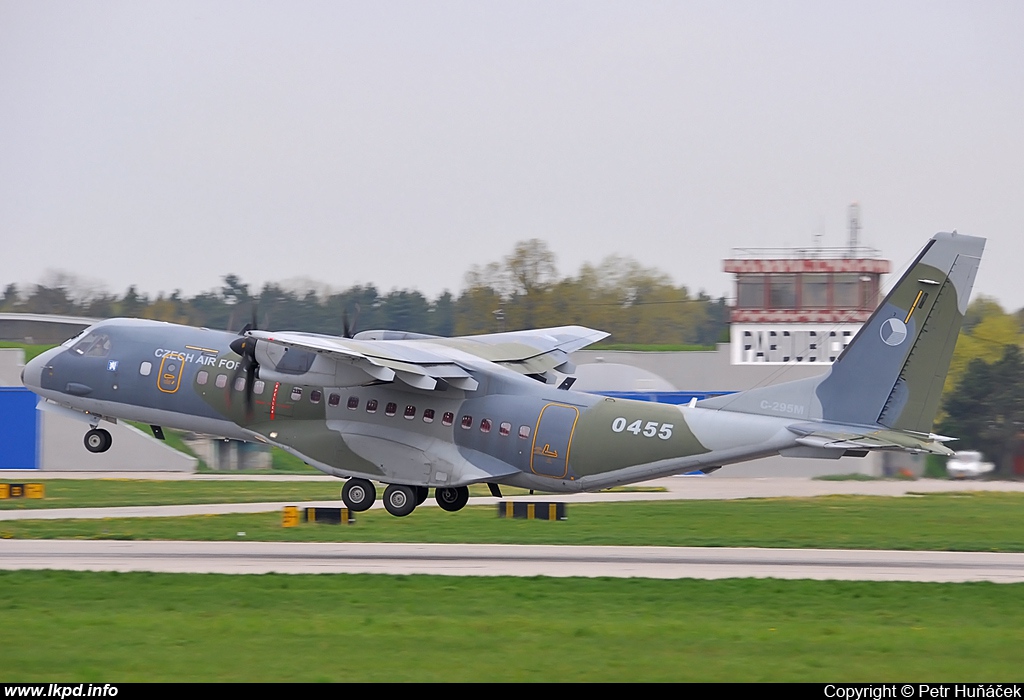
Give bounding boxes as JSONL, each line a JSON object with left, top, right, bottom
{"left": 723, "top": 205, "right": 891, "bottom": 364}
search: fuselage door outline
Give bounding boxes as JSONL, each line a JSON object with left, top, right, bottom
{"left": 530, "top": 402, "right": 580, "bottom": 478}
{"left": 157, "top": 351, "right": 185, "bottom": 394}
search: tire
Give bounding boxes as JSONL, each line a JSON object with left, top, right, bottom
{"left": 342, "top": 478, "right": 376, "bottom": 512}
{"left": 84, "top": 428, "right": 111, "bottom": 453}
{"left": 414, "top": 485, "right": 429, "bottom": 505}
{"left": 383, "top": 484, "right": 417, "bottom": 517}
{"left": 435, "top": 486, "right": 469, "bottom": 512}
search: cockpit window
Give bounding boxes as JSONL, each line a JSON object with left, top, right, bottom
{"left": 61, "top": 330, "right": 87, "bottom": 348}
{"left": 71, "top": 333, "right": 112, "bottom": 358}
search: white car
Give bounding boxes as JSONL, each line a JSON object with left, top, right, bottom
{"left": 946, "top": 451, "right": 996, "bottom": 479}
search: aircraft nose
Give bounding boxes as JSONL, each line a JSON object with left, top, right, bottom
{"left": 22, "top": 346, "right": 61, "bottom": 392}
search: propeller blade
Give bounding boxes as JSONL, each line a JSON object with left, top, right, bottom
{"left": 244, "top": 357, "right": 257, "bottom": 416}
{"left": 229, "top": 328, "right": 259, "bottom": 418}
{"left": 342, "top": 303, "right": 361, "bottom": 339}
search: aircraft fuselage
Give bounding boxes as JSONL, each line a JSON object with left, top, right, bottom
{"left": 23, "top": 318, "right": 794, "bottom": 493}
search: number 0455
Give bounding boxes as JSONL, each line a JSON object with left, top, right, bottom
{"left": 611, "top": 418, "right": 673, "bottom": 440}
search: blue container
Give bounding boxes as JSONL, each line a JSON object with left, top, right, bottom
{"left": 0, "top": 387, "right": 39, "bottom": 469}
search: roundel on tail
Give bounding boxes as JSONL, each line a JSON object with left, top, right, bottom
{"left": 880, "top": 317, "right": 908, "bottom": 346}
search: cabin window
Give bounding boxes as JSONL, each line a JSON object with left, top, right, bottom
{"left": 329, "top": 393, "right": 340, "bottom": 407}
{"left": 346, "top": 396, "right": 358, "bottom": 410}
{"left": 234, "top": 376, "right": 246, "bottom": 392}
{"left": 461, "top": 415, "right": 473, "bottom": 430}
{"left": 290, "top": 387, "right": 303, "bottom": 401}
{"left": 442, "top": 412, "right": 454, "bottom": 426}
{"left": 385, "top": 402, "right": 397, "bottom": 416}
{"left": 366, "top": 399, "right": 378, "bottom": 413}
{"left": 404, "top": 405, "right": 416, "bottom": 420}
{"left": 519, "top": 425, "right": 531, "bottom": 439}
{"left": 480, "top": 418, "right": 492, "bottom": 433}
{"left": 499, "top": 422, "right": 511, "bottom": 436}
{"left": 196, "top": 370, "right": 208, "bottom": 385}
{"left": 423, "top": 408, "right": 435, "bottom": 423}
{"left": 253, "top": 380, "right": 265, "bottom": 395}
{"left": 310, "top": 389, "right": 322, "bottom": 404}
{"left": 139, "top": 361, "right": 152, "bottom": 377}
{"left": 215, "top": 374, "right": 228, "bottom": 389}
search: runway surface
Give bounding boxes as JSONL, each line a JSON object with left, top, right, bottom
{"left": 4, "top": 476, "right": 1024, "bottom": 582}
{"left": 2, "top": 540, "right": 1023, "bottom": 582}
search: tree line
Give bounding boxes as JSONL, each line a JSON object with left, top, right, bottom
{"left": 938, "top": 299, "right": 1024, "bottom": 476}
{"left": 0, "top": 239, "right": 728, "bottom": 347}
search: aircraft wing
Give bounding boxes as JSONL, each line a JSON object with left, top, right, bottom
{"left": 423, "top": 326, "right": 609, "bottom": 377}
{"left": 246, "top": 325, "right": 608, "bottom": 391}
{"left": 247, "top": 330, "right": 479, "bottom": 391}
{"left": 786, "top": 423, "right": 955, "bottom": 456}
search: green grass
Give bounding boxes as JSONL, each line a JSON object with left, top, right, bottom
{"left": 0, "top": 341, "right": 56, "bottom": 362}
{"left": 0, "top": 479, "right": 540, "bottom": 510}
{"left": 0, "top": 479, "right": 347, "bottom": 510}
{"left": 268, "top": 447, "right": 322, "bottom": 473}
{"left": 5, "top": 492, "right": 1024, "bottom": 552}
{"left": 0, "top": 571, "right": 1021, "bottom": 682}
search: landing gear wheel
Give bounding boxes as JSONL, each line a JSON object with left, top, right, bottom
{"left": 435, "top": 486, "right": 470, "bottom": 512}
{"left": 383, "top": 484, "right": 417, "bottom": 517}
{"left": 342, "top": 478, "right": 376, "bottom": 512}
{"left": 84, "top": 428, "right": 112, "bottom": 453}
{"left": 414, "top": 486, "right": 429, "bottom": 505}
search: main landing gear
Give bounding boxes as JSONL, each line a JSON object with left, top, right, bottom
{"left": 383, "top": 484, "right": 417, "bottom": 517}
{"left": 434, "top": 486, "right": 470, "bottom": 512}
{"left": 342, "top": 478, "right": 471, "bottom": 517}
{"left": 341, "top": 478, "right": 377, "bottom": 512}
{"left": 84, "top": 428, "right": 112, "bottom": 453}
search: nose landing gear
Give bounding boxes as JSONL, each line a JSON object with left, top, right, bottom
{"left": 84, "top": 428, "right": 112, "bottom": 453}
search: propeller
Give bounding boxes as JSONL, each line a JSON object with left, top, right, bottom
{"left": 229, "top": 308, "right": 260, "bottom": 417}
{"left": 342, "top": 303, "right": 360, "bottom": 339}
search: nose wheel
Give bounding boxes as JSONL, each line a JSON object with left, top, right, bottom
{"left": 84, "top": 428, "right": 112, "bottom": 453}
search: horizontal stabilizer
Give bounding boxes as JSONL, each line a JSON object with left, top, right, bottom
{"left": 787, "top": 423, "right": 954, "bottom": 456}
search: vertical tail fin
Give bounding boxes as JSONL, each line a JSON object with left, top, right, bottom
{"left": 815, "top": 231, "right": 985, "bottom": 432}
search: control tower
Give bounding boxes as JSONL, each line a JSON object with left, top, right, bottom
{"left": 723, "top": 205, "right": 891, "bottom": 364}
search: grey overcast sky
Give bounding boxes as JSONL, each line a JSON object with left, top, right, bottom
{"left": 2, "top": 1, "right": 1022, "bottom": 308}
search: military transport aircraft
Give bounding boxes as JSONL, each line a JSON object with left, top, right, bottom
{"left": 21, "top": 232, "right": 984, "bottom": 517}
